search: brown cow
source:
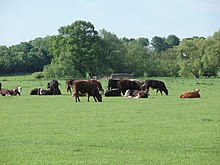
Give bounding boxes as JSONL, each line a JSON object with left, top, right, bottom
{"left": 88, "top": 79, "right": 104, "bottom": 94}
{"left": 73, "top": 80, "right": 102, "bottom": 102}
{"left": 66, "top": 79, "right": 75, "bottom": 94}
{"left": 71, "top": 79, "right": 104, "bottom": 94}
{"left": 180, "top": 89, "right": 200, "bottom": 98}
{"left": 0, "top": 85, "right": 22, "bottom": 96}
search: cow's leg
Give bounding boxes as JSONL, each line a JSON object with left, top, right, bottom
{"left": 156, "top": 89, "right": 159, "bottom": 95}
{"left": 93, "top": 96, "right": 97, "bottom": 102}
{"left": 74, "top": 92, "right": 80, "bottom": 102}
{"left": 76, "top": 95, "right": 80, "bottom": 102}
{"left": 160, "top": 89, "right": 163, "bottom": 95}
{"left": 87, "top": 95, "right": 90, "bottom": 102}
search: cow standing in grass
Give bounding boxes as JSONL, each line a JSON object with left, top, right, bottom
{"left": 66, "top": 79, "right": 75, "bottom": 94}
{"left": 143, "top": 80, "right": 168, "bottom": 96}
{"left": 73, "top": 80, "right": 102, "bottom": 102}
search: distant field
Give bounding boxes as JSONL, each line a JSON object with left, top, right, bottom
{"left": 0, "top": 75, "right": 219, "bottom": 164}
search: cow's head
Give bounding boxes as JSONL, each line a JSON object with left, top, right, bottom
{"left": 97, "top": 93, "right": 102, "bottom": 102}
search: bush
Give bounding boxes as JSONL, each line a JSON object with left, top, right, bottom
{"left": 32, "top": 72, "right": 44, "bottom": 79}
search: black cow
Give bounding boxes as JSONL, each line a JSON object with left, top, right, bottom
{"left": 117, "top": 80, "right": 141, "bottom": 95}
{"left": 39, "top": 88, "right": 54, "bottom": 95}
{"left": 47, "top": 80, "right": 61, "bottom": 95}
{"left": 30, "top": 88, "right": 41, "bottom": 95}
{"left": 107, "top": 79, "right": 120, "bottom": 90}
{"left": 73, "top": 80, "right": 102, "bottom": 102}
{"left": 105, "top": 89, "right": 121, "bottom": 97}
{"left": 143, "top": 80, "right": 168, "bottom": 95}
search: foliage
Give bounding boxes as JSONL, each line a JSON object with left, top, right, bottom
{"left": 0, "top": 38, "right": 51, "bottom": 75}
{"left": 32, "top": 71, "right": 44, "bottom": 79}
{"left": 0, "top": 20, "right": 219, "bottom": 78}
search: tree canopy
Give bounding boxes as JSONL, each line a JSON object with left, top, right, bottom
{"left": 0, "top": 20, "right": 219, "bottom": 78}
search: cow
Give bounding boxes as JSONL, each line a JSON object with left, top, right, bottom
{"left": 66, "top": 79, "right": 75, "bottom": 94}
{"left": 143, "top": 80, "right": 168, "bottom": 96}
{"left": 30, "top": 88, "right": 41, "bottom": 95}
{"left": 47, "top": 80, "right": 61, "bottom": 95}
{"left": 39, "top": 88, "right": 54, "bottom": 95}
{"left": 107, "top": 79, "right": 120, "bottom": 90}
{"left": 70, "top": 79, "right": 104, "bottom": 94}
{"left": 88, "top": 79, "right": 104, "bottom": 94}
{"left": 105, "top": 89, "right": 121, "bottom": 97}
{"left": 117, "top": 80, "right": 141, "bottom": 95}
{"left": 124, "top": 89, "right": 149, "bottom": 98}
{"left": 73, "top": 80, "right": 102, "bottom": 102}
{"left": 0, "top": 86, "right": 22, "bottom": 96}
{"left": 180, "top": 89, "right": 200, "bottom": 98}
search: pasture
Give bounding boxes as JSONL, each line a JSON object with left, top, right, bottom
{"left": 0, "top": 75, "right": 219, "bottom": 164}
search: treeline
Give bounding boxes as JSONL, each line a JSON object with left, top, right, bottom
{"left": 0, "top": 20, "right": 219, "bottom": 78}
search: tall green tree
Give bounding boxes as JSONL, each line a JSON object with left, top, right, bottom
{"left": 177, "top": 38, "right": 206, "bottom": 78}
{"left": 45, "top": 20, "right": 101, "bottom": 78}
{"left": 99, "top": 29, "right": 127, "bottom": 74}
{"left": 201, "top": 30, "right": 220, "bottom": 77}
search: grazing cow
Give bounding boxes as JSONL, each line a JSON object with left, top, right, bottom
{"left": 39, "top": 88, "right": 54, "bottom": 95}
{"left": 73, "top": 80, "right": 102, "bottom": 102}
{"left": 124, "top": 89, "right": 149, "bottom": 98}
{"left": 107, "top": 79, "right": 120, "bottom": 90}
{"left": 66, "top": 79, "right": 75, "bottom": 94}
{"left": 143, "top": 80, "right": 168, "bottom": 95}
{"left": 117, "top": 80, "right": 141, "bottom": 95}
{"left": 105, "top": 89, "right": 121, "bottom": 97}
{"left": 180, "top": 89, "right": 201, "bottom": 98}
{"left": 0, "top": 86, "right": 22, "bottom": 96}
{"left": 88, "top": 79, "right": 104, "bottom": 94}
{"left": 30, "top": 88, "right": 41, "bottom": 95}
{"left": 47, "top": 80, "right": 61, "bottom": 95}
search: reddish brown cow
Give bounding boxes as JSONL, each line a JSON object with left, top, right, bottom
{"left": 71, "top": 79, "right": 104, "bottom": 94}
{"left": 0, "top": 85, "right": 22, "bottom": 96}
{"left": 66, "top": 79, "right": 75, "bottom": 93}
{"left": 73, "top": 80, "right": 102, "bottom": 102}
{"left": 180, "top": 89, "right": 200, "bottom": 98}
{"left": 88, "top": 79, "right": 104, "bottom": 94}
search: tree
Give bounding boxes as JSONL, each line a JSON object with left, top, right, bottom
{"left": 201, "top": 30, "right": 220, "bottom": 77}
{"left": 45, "top": 20, "right": 101, "bottom": 78}
{"left": 136, "top": 37, "right": 149, "bottom": 47}
{"left": 99, "top": 29, "right": 127, "bottom": 74}
{"left": 165, "top": 35, "right": 180, "bottom": 49}
{"left": 151, "top": 36, "right": 167, "bottom": 52}
{"left": 177, "top": 38, "right": 206, "bottom": 78}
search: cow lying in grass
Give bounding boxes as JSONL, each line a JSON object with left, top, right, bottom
{"left": 180, "top": 89, "right": 201, "bottom": 98}
{"left": 0, "top": 83, "right": 22, "bottom": 96}
{"left": 125, "top": 89, "right": 149, "bottom": 98}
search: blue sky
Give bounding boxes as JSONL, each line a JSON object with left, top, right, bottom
{"left": 0, "top": 0, "right": 219, "bottom": 46}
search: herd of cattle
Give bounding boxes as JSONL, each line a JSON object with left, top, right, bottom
{"left": 0, "top": 79, "right": 201, "bottom": 101}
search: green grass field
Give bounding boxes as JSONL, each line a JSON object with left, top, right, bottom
{"left": 0, "top": 75, "right": 219, "bottom": 164}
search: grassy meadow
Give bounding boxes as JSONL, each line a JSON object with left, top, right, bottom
{"left": 0, "top": 75, "right": 220, "bottom": 164}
